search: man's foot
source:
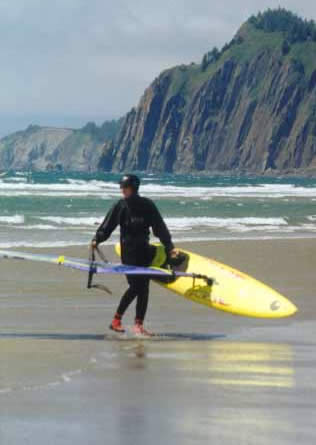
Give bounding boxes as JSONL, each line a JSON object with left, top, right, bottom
{"left": 109, "top": 316, "right": 125, "bottom": 333}
{"left": 132, "top": 321, "right": 154, "bottom": 337}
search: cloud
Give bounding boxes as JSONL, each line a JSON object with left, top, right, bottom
{"left": 0, "top": 0, "right": 315, "bottom": 135}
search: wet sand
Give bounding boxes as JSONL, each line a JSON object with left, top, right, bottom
{"left": 0, "top": 239, "right": 316, "bottom": 444}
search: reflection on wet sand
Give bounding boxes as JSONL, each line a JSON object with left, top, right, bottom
{"left": 111, "top": 340, "right": 295, "bottom": 389}
{"left": 206, "top": 342, "right": 294, "bottom": 389}
{"left": 92, "top": 339, "right": 296, "bottom": 444}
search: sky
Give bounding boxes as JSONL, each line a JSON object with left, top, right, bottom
{"left": 0, "top": 0, "right": 315, "bottom": 137}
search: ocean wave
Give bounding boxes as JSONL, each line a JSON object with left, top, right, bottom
{"left": 0, "top": 215, "right": 24, "bottom": 224}
{"left": 1, "top": 231, "right": 316, "bottom": 249}
{"left": 0, "top": 180, "right": 103, "bottom": 192}
{"left": 0, "top": 191, "right": 114, "bottom": 198}
{"left": 231, "top": 225, "right": 296, "bottom": 233}
{"left": 18, "top": 224, "right": 58, "bottom": 230}
{"left": 38, "top": 216, "right": 102, "bottom": 226}
{"left": 4, "top": 214, "right": 315, "bottom": 238}
{"left": 34, "top": 215, "right": 287, "bottom": 230}
{"left": 3, "top": 177, "right": 27, "bottom": 183}
{"left": 165, "top": 216, "right": 288, "bottom": 231}
{"left": 133, "top": 183, "right": 316, "bottom": 199}
{"left": 0, "top": 178, "right": 316, "bottom": 199}
{"left": 0, "top": 240, "right": 89, "bottom": 249}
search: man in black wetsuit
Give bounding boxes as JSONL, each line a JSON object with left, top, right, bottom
{"left": 91, "top": 174, "right": 176, "bottom": 335}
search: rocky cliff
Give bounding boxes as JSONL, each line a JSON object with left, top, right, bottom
{"left": 99, "top": 9, "right": 316, "bottom": 175}
{"left": 2, "top": 9, "right": 316, "bottom": 175}
{"left": 0, "top": 120, "right": 120, "bottom": 171}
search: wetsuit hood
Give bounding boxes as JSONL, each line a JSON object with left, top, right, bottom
{"left": 119, "top": 174, "right": 140, "bottom": 192}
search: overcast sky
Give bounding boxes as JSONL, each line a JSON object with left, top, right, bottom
{"left": 0, "top": 0, "right": 315, "bottom": 136}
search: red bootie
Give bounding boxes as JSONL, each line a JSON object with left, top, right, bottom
{"left": 109, "top": 314, "right": 125, "bottom": 333}
{"left": 132, "top": 320, "right": 154, "bottom": 337}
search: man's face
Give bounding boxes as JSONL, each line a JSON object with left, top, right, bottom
{"left": 121, "top": 186, "right": 134, "bottom": 198}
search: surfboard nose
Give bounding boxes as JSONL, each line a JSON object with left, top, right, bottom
{"left": 278, "top": 299, "right": 298, "bottom": 318}
{"left": 267, "top": 296, "right": 298, "bottom": 318}
{"left": 231, "top": 285, "right": 298, "bottom": 319}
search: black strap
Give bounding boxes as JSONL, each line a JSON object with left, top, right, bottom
{"left": 87, "top": 245, "right": 112, "bottom": 295}
{"left": 87, "top": 245, "right": 96, "bottom": 289}
{"left": 192, "top": 274, "right": 214, "bottom": 286}
{"left": 95, "top": 246, "right": 109, "bottom": 263}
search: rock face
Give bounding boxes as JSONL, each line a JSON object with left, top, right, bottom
{"left": 0, "top": 121, "right": 120, "bottom": 171}
{"left": 99, "top": 13, "right": 316, "bottom": 175}
{"left": 2, "top": 10, "right": 316, "bottom": 175}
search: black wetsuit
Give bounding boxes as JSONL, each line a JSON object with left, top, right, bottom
{"left": 94, "top": 193, "right": 174, "bottom": 321}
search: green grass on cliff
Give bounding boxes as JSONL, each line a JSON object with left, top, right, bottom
{"left": 228, "top": 24, "right": 284, "bottom": 61}
{"left": 288, "top": 41, "right": 316, "bottom": 78}
{"left": 164, "top": 21, "right": 316, "bottom": 107}
{"left": 165, "top": 23, "right": 286, "bottom": 103}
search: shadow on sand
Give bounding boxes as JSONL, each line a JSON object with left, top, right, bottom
{"left": 0, "top": 332, "right": 226, "bottom": 342}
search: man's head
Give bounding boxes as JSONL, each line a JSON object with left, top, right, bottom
{"left": 119, "top": 174, "right": 141, "bottom": 198}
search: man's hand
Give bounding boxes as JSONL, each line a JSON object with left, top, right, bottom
{"left": 91, "top": 240, "right": 97, "bottom": 249}
{"left": 169, "top": 248, "right": 179, "bottom": 259}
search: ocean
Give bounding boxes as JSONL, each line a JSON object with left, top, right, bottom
{"left": 1, "top": 171, "right": 316, "bottom": 249}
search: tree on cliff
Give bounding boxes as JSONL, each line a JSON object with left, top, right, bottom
{"left": 201, "top": 47, "right": 220, "bottom": 71}
{"left": 249, "top": 8, "right": 316, "bottom": 44}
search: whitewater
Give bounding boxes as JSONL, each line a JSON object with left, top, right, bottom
{"left": 0, "top": 171, "right": 316, "bottom": 248}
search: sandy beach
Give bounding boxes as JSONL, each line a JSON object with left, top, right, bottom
{"left": 0, "top": 238, "right": 316, "bottom": 444}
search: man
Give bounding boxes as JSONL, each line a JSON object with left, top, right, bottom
{"left": 91, "top": 174, "right": 176, "bottom": 335}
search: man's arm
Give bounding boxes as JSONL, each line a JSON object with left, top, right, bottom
{"left": 93, "top": 202, "right": 120, "bottom": 245}
{"left": 150, "top": 201, "right": 174, "bottom": 253}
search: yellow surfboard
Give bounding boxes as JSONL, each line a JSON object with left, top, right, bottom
{"left": 115, "top": 243, "right": 297, "bottom": 319}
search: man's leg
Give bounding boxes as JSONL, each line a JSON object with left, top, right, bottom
{"left": 116, "top": 276, "right": 139, "bottom": 316}
{"left": 133, "top": 277, "right": 153, "bottom": 335}
{"left": 133, "top": 245, "right": 154, "bottom": 323}
{"left": 135, "top": 277, "right": 150, "bottom": 322}
{"left": 110, "top": 276, "right": 138, "bottom": 332}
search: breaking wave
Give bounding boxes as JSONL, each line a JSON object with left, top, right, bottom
{"left": 0, "top": 215, "right": 24, "bottom": 224}
{"left": 1, "top": 178, "right": 316, "bottom": 199}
